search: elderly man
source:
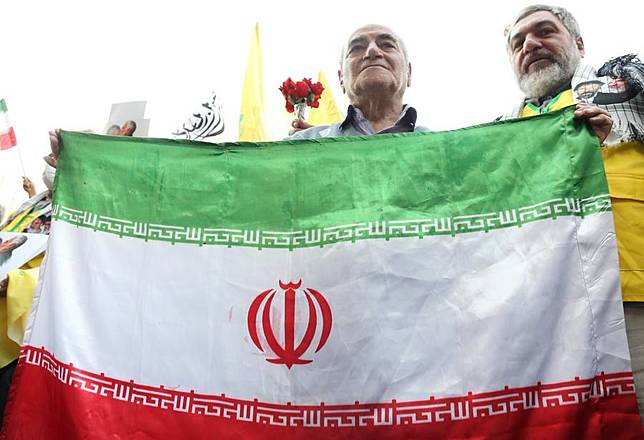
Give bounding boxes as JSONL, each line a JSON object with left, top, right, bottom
{"left": 503, "top": 3, "right": 644, "bottom": 420}
{"left": 120, "top": 120, "right": 137, "bottom": 136}
{"left": 289, "top": 24, "right": 429, "bottom": 139}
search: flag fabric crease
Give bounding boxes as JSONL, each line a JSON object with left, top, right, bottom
{"left": 2, "top": 108, "right": 642, "bottom": 439}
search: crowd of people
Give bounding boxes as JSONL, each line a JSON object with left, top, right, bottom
{"left": 0, "top": 2, "right": 642, "bottom": 431}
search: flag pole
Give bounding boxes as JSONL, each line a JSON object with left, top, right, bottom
{"left": 15, "top": 144, "right": 27, "bottom": 176}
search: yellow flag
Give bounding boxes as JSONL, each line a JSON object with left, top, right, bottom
{"left": 308, "top": 70, "right": 344, "bottom": 125}
{"left": 239, "top": 23, "right": 267, "bottom": 141}
{"left": 0, "top": 267, "right": 38, "bottom": 367}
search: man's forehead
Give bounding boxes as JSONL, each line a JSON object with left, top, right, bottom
{"left": 508, "top": 10, "right": 564, "bottom": 40}
{"left": 347, "top": 25, "right": 398, "bottom": 44}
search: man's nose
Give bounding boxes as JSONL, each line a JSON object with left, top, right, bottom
{"left": 522, "top": 33, "right": 543, "bottom": 52}
{"left": 364, "top": 41, "right": 383, "bottom": 59}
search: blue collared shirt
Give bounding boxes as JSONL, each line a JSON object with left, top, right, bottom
{"left": 288, "top": 105, "right": 430, "bottom": 139}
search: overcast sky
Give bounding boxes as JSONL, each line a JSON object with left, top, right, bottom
{"left": 0, "top": 0, "right": 641, "bottom": 211}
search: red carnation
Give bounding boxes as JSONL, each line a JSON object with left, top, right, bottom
{"left": 279, "top": 76, "right": 325, "bottom": 115}
{"left": 279, "top": 78, "right": 296, "bottom": 98}
{"left": 311, "top": 83, "right": 324, "bottom": 97}
{"left": 293, "top": 81, "right": 309, "bottom": 99}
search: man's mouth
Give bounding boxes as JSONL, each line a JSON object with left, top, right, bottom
{"left": 524, "top": 54, "right": 553, "bottom": 73}
{"left": 528, "top": 58, "right": 551, "bottom": 70}
{"left": 361, "top": 64, "right": 388, "bottom": 72}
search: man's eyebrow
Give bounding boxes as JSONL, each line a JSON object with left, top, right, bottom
{"left": 376, "top": 33, "right": 398, "bottom": 44}
{"left": 347, "top": 36, "right": 368, "bottom": 48}
{"left": 509, "top": 19, "right": 559, "bottom": 45}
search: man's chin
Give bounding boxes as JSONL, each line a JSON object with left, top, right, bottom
{"left": 354, "top": 78, "right": 396, "bottom": 94}
{"left": 518, "top": 50, "right": 581, "bottom": 99}
{"left": 519, "top": 63, "right": 568, "bottom": 98}
{"left": 359, "top": 73, "right": 392, "bottom": 85}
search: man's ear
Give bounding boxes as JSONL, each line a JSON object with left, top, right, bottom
{"left": 575, "top": 37, "right": 585, "bottom": 57}
{"left": 338, "top": 69, "right": 346, "bottom": 94}
{"left": 407, "top": 62, "right": 412, "bottom": 87}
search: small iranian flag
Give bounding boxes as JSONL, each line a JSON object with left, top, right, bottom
{"left": 3, "top": 108, "right": 643, "bottom": 438}
{"left": 0, "top": 98, "right": 17, "bottom": 150}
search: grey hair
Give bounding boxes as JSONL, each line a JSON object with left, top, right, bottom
{"left": 506, "top": 4, "right": 582, "bottom": 41}
{"left": 339, "top": 25, "right": 409, "bottom": 68}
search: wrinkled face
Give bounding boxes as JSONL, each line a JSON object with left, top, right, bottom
{"left": 339, "top": 25, "right": 411, "bottom": 102}
{"left": 507, "top": 11, "right": 583, "bottom": 98}
{"left": 107, "top": 126, "right": 121, "bottom": 135}
{"left": 120, "top": 121, "right": 136, "bottom": 136}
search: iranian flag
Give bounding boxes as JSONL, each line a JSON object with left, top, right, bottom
{"left": 0, "top": 99, "right": 17, "bottom": 150}
{"left": 3, "top": 109, "right": 643, "bottom": 438}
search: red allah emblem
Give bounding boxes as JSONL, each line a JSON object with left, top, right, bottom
{"left": 247, "top": 279, "right": 332, "bottom": 369}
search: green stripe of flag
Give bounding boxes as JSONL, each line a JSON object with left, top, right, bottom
{"left": 0, "top": 99, "right": 7, "bottom": 113}
{"left": 55, "top": 108, "right": 607, "bottom": 235}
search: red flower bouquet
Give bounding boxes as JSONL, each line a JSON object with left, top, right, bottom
{"left": 279, "top": 77, "right": 324, "bottom": 120}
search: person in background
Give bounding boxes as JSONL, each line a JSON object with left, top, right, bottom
{"left": 120, "top": 120, "right": 137, "bottom": 136}
{"left": 106, "top": 124, "right": 121, "bottom": 135}
{"left": 0, "top": 163, "right": 57, "bottom": 426}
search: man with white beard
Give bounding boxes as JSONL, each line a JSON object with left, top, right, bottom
{"left": 502, "top": 4, "right": 644, "bottom": 422}
{"left": 504, "top": 5, "right": 612, "bottom": 138}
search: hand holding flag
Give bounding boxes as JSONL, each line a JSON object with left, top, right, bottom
{"left": 44, "top": 129, "right": 62, "bottom": 168}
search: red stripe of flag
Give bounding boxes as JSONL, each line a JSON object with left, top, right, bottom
{"left": 3, "top": 346, "right": 644, "bottom": 439}
{"left": 3, "top": 361, "right": 643, "bottom": 439}
{"left": 0, "top": 127, "right": 17, "bottom": 150}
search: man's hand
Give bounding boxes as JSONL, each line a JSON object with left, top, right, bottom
{"left": 0, "top": 277, "right": 7, "bottom": 298}
{"left": 44, "top": 129, "right": 62, "bottom": 168}
{"left": 22, "top": 177, "right": 36, "bottom": 198}
{"left": 574, "top": 103, "right": 612, "bottom": 144}
{"left": 288, "top": 118, "right": 313, "bottom": 136}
